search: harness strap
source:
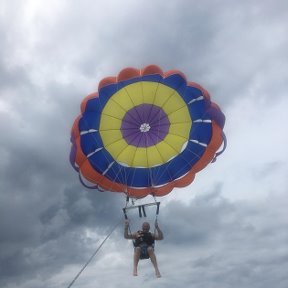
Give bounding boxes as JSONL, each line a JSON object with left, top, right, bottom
{"left": 142, "top": 205, "right": 147, "bottom": 217}
{"left": 138, "top": 206, "right": 142, "bottom": 217}
{"left": 156, "top": 202, "right": 160, "bottom": 216}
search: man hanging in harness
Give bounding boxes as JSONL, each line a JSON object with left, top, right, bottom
{"left": 124, "top": 220, "right": 163, "bottom": 277}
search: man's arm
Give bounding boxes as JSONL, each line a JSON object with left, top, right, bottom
{"left": 153, "top": 221, "right": 164, "bottom": 240}
{"left": 124, "top": 220, "right": 135, "bottom": 239}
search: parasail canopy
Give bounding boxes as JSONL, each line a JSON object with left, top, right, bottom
{"left": 70, "top": 65, "right": 226, "bottom": 198}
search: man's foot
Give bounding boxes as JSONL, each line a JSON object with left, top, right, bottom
{"left": 156, "top": 271, "right": 161, "bottom": 278}
{"left": 133, "top": 270, "right": 138, "bottom": 276}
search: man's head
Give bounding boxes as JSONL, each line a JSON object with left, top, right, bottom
{"left": 142, "top": 222, "right": 150, "bottom": 232}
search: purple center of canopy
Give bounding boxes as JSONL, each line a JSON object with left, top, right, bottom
{"left": 121, "top": 104, "right": 170, "bottom": 147}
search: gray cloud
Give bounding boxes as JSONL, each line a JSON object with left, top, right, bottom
{"left": 155, "top": 188, "right": 288, "bottom": 288}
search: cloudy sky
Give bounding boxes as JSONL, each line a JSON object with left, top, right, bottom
{"left": 1, "top": 0, "right": 288, "bottom": 287}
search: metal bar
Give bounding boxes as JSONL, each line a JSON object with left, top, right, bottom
{"left": 123, "top": 202, "right": 160, "bottom": 211}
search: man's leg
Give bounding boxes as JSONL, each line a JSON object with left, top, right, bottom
{"left": 147, "top": 247, "right": 161, "bottom": 277}
{"left": 133, "top": 247, "right": 141, "bottom": 276}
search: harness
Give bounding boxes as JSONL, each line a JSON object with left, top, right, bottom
{"left": 123, "top": 197, "right": 160, "bottom": 260}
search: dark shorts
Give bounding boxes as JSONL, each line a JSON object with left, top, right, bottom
{"left": 138, "top": 244, "right": 153, "bottom": 259}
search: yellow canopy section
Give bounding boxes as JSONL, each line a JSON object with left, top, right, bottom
{"left": 99, "top": 81, "right": 192, "bottom": 167}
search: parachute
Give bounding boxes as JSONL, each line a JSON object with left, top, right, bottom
{"left": 70, "top": 65, "right": 226, "bottom": 199}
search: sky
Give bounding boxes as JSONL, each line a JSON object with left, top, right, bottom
{"left": 0, "top": 0, "right": 288, "bottom": 287}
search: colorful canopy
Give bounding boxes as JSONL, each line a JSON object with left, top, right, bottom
{"left": 70, "top": 65, "right": 226, "bottom": 198}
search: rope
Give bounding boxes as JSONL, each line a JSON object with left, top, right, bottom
{"left": 66, "top": 218, "right": 122, "bottom": 288}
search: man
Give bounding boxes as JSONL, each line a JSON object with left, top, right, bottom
{"left": 124, "top": 220, "right": 163, "bottom": 277}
